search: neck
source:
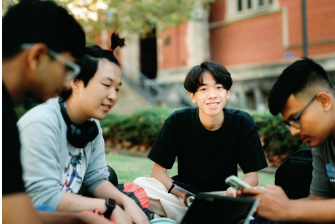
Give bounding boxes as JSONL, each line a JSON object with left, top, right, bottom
{"left": 199, "top": 110, "right": 224, "bottom": 131}
{"left": 2, "top": 58, "right": 28, "bottom": 105}
{"left": 65, "top": 96, "right": 88, "bottom": 125}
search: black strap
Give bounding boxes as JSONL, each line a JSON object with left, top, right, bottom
{"left": 168, "top": 184, "right": 175, "bottom": 194}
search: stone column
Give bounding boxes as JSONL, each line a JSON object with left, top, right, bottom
{"left": 254, "top": 88, "right": 266, "bottom": 111}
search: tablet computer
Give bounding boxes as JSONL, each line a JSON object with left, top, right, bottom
{"left": 181, "top": 192, "right": 259, "bottom": 224}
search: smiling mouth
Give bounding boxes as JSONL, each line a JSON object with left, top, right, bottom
{"left": 206, "top": 102, "right": 219, "bottom": 106}
{"left": 102, "top": 104, "right": 112, "bottom": 109}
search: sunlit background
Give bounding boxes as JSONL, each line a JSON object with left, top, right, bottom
{"left": 3, "top": 0, "right": 334, "bottom": 115}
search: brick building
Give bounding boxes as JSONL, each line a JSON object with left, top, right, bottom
{"left": 119, "top": 0, "right": 335, "bottom": 113}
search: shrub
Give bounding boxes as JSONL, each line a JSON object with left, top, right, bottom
{"left": 101, "top": 107, "right": 307, "bottom": 166}
{"left": 101, "top": 107, "right": 175, "bottom": 148}
{"left": 247, "top": 110, "right": 306, "bottom": 157}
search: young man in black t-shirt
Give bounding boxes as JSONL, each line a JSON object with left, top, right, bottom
{"left": 139, "top": 61, "right": 267, "bottom": 219}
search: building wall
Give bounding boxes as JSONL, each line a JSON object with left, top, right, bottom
{"left": 119, "top": 0, "right": 335, "bottom": 111}
{"left": 160, "top": 23, "right": 189, "bottom": 69}
{"left": 209, "top": 0, "right": 335, "bottom": 66}
{"left": 210, "top": 12, "right": 284, "bottom": 65}
{"left": 153, "top": 0, "right": 335, "bottom": 110}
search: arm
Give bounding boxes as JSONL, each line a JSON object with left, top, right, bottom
{"left": 2, "top": 193, "right": 114, "bottom": 224}
{"left": 241, "top": 185, "right": 335, "bottom": 222}
{"left": 242, "top": 171, "right": 259, "bottom": 186}
{"left": 92, "top": 181, "right": 149, "bottom": 224}
{"left": 37, "top": 211, "right": 113, "bottom": 224}
{"left": 81, "top": 126, "right": 149, "bottom": 224}
{"left": 19, "top": 116, "right": 70, "bottom": 209}
{"left": 2, "top": 193, "right": 42, "bottom": 224}
{"left": 151, "top": 163, "right": 187, "bottom": 203}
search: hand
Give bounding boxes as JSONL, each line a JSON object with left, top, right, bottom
{"left": 109, "top": 205, "right": 132, "bottom": 224}
{"left": 241, "top": 185, "right": 291, "bottom": 221}
{"left": 226, "top": 187, "right": 237, "bottom": 197}
{"left": 123, "top": 199, "right": 150, "bottom": 224}
{"left": 180, "top": 193, "right": 188, "bottom": 206}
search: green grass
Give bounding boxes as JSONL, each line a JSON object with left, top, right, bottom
{"left": 106, "top": 154, "right": 275, "bottom": 187}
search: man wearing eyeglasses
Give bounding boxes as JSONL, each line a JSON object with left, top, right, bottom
{"left": 240, "top": 58, "right": 335, "bottom": 223}
{"left": 2, "top": 1, "right": 112, "bottom": 223}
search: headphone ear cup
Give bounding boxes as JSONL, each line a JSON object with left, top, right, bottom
{"left": 59, "top": 99, "right": 99, "bottom": 148}
{"left": 67, "top": 120, "right": 99, "bottom": 148}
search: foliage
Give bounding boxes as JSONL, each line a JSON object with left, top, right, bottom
{"left": 2, "top": 0, "right": 213, "bottom": 44}
{"left": 57, "top": 0, "right": 214, "bottom": 44}
{"left": 247, "top": 110, "right": 307, "bottom": 157}
{"left": 102, "top": 108, "right": 307, "bottom": 166}
{"left": 101, "top": 107, "right": 174, "bottom": 146}
{"left": 15, "top": 106, "right": 29, "bottom": 119}
{"left": 14, "top": 103, "right": 306, "bottom": 166}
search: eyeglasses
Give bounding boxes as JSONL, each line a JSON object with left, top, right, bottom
{"left": 21, "top": 43, "right": 81, "bottom": 81}
{"left": 283, "top": 95, "right": 317, "bottom": 130}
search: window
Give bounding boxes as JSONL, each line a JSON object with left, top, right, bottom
{"left": 225, "top": 0, "right": 280, "bottom": 23}
{"left": 247, "top": 0, "right": 252, "bottom": 9}
{"left": 238, "top": 0, "right": 242, "bottom": 11}
{"left": 246, "top": 91, "right": 256, "bottom": 110}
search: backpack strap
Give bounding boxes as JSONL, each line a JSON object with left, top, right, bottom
{"left": 286, "top": 147, "right": 313, "bottom": 198}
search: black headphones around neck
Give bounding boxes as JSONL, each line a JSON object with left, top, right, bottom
{"left": 59, "top": 98, "right": 99, "bottom": 148}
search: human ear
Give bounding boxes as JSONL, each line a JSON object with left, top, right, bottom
{"left": 227, "top": 90, "right": 230, "bottom": 99}
{"left": 316, "top": 91, "right": 332, "bottom": 111}
{"left": 70, "top": 79, "right": 81, "bottom": 93}
{"left": 188, "top": 92, "right": 196, "bottom": 103}
{"left": 25, "top": 43, "right": 48, "bottom": 72}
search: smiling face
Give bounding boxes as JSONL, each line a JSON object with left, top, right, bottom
{"left": 188, "top": 71, "right": 230, "bottom": 121}
{"left": 281, "top": 93, "right": 334, "bottom": 147}
{"left": 73, "top": 59, "right": 122, "bottom": 121}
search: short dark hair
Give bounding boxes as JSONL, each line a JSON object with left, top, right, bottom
{"left": 2, "top": 0, "right": 85, "bottom": 59}
{"left": 184, "top": 61, "right": 233, "bottom": 93}
{"left": 59, "top": 33, "right": 125, "bottom": 101}
{"left": 268, "top": 58, "right": 334, "bottom": 115}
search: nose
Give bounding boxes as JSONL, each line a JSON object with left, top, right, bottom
{"left": 289, "top": 126, "right": 301, "bottom": 137}
{"left": 208, "top": 88, "right": 218, "bottom": 99}
{"left": 107, "top": 88, "right": 118, "bottom": 102}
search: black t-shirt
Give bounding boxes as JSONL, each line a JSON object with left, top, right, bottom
{"left": 2, "top": 82, "right": 25, "bottom": 195}
{"left": 148, "top": 107, "right": 267, "bottom": 192}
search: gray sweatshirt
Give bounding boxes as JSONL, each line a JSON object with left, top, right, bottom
{"left": 18, "top": 98, "right": 109, "bottom": 209}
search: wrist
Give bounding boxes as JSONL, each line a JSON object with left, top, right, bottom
{"left": 104, "top": 197, "right": 116, "bottom": 219}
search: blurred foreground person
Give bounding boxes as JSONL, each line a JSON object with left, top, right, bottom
{"left": 2, "top": 0, "right": 112, "bottom": 223}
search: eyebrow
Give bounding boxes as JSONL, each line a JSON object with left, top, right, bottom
{"left": 102, "top": 77, "right": 122, "bottom": 86}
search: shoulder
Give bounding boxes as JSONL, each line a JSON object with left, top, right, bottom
{"left": 225, "top": 108, "right": 255, "bottom": 123}
{"left": 169, "top": 107, "right": 197, "bottom": 118}
{"left": 224, "top": 108, "right": 257, "bottom": 132}
{"left": 18, "top": 98, "right": 62, "bottom": 129}
{"left": 166, "top": 107, "right": 197, "bottom": 123}
{"left": 314, "top": 139, "right": 334, "bottom": 157}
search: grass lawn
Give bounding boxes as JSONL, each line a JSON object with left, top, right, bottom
{"left": 106, "top": 154, "right": 275, "bottom": 187}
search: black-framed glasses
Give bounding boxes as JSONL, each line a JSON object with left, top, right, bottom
{"left": 283, "top": 95, "right": 317, "bottom": 130}
{"left": 21, "top": 43, "right": 80, "bottom": 81}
